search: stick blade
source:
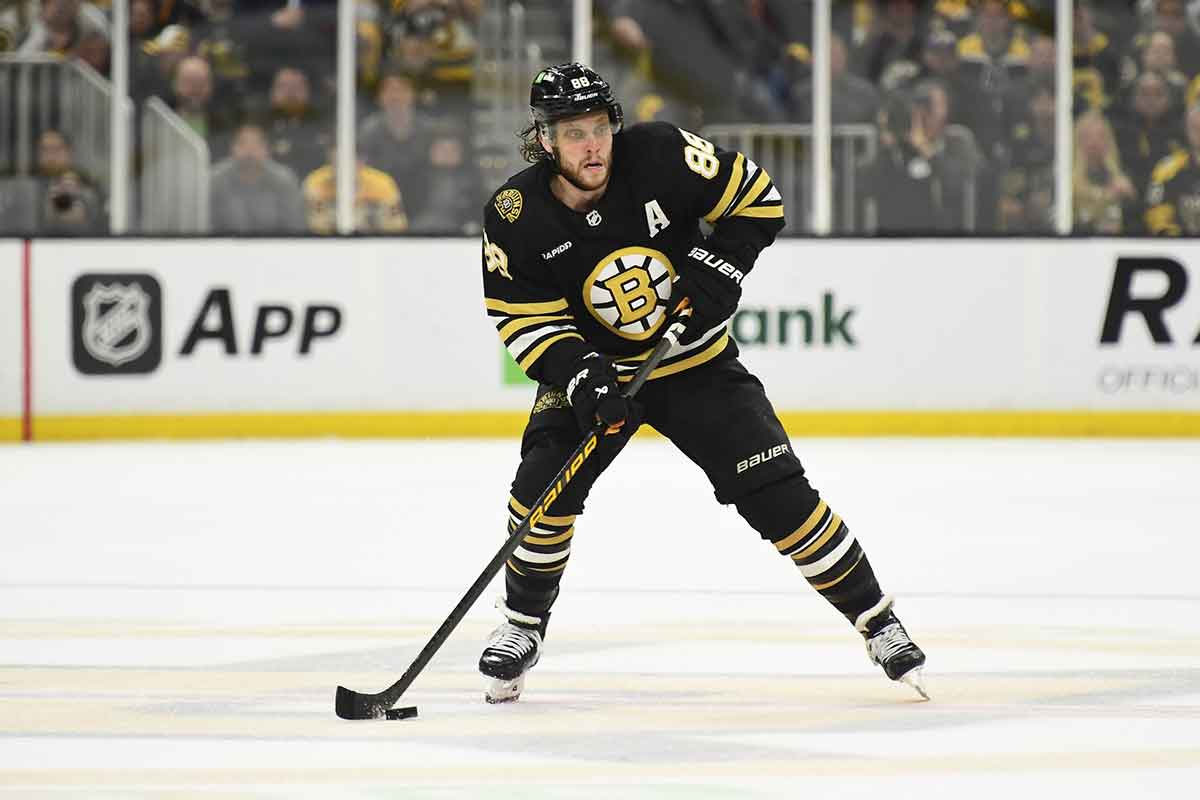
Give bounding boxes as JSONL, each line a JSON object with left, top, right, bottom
{"left": 335, "top": 685, "right": 387, "bottom": 720}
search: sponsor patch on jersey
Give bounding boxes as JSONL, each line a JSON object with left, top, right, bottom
{"left": 495, "top": 189, "right": 523, "bottom": 223}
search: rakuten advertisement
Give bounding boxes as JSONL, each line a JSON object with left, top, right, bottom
{"left": 741, "top": 240, "right": 1200, "bottom": 411}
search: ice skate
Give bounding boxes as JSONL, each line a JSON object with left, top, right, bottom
{"left": 479, "top": 600, "right": 545, "bottom": 704}
{"left": 856, "top": 595, "right": 928, "bottom": 700}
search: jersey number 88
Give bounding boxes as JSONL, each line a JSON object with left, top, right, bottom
{"left": 680, "top": 129, "right": 719, "bottom": 180}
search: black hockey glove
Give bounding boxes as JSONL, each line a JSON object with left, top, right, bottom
{"left": 669, "top": 244, "right": 747, "bottom": 346}
{"left": 565, "top": 352, "right": 639, "bottom": 435}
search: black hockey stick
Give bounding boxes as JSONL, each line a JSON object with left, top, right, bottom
{"left": 335, "top": 310, "right": 691, "bottom": 720}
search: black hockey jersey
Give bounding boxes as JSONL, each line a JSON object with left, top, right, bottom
{"left": 481, "top": 121, "right": 785, "bottom": 388}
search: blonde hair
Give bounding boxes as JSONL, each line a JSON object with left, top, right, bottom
{"left": 1072, "top": 110, "right": 1130, "bottom": 231}
{"left": 1072, "top": 110, "right": 1127, "bottom": 191}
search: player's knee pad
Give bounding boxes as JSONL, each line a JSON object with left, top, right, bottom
{"left": 733, "top": 473, "right": 822, "bottom": 542}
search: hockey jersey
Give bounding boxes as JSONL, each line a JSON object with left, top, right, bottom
{"left": 481, "top": 121, "right": 784, "bottom": 388}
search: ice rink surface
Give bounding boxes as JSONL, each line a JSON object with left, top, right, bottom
{"left": 1, "top": 436, "right": 1198, "bottom": 798}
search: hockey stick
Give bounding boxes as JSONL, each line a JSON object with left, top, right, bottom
{"left": 335, "top": 310, "right": 691, "bottom": 720}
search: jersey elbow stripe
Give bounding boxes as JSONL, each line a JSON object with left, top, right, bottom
{"left": 704, "top": 152, "right": 745, "bottom": 223}
{"left": 497, "top": 313, "right": 575, "bottom": 340}
{"left": 505, "top": 323, "right": 581, "bottom": 363}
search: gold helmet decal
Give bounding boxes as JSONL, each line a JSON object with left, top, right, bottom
{"left": 494, "top": 189, "right": 524, "bottom": 223}
{"left": 584, "top": 247, "right": 676, "bottom": 341}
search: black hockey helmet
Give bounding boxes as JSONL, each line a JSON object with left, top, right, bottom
{"left": 529, "top": 63, "right": 624, "bottom": 135}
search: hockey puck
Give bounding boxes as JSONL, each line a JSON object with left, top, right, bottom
{"left": 385, "top": 706, "right": 419, "bottom": 720}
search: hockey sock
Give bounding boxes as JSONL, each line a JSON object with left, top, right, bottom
{"left": 503, "top": 494, "right": 575, "bottom": 618}
{"left": 771, "top": 499, "right": 883, "bottom": 624}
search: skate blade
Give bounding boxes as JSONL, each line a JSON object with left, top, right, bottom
{"left": 898, "top": 667, "right": 929, "bottom": 701}
{"left": 484, "top": 675, "right": 525, "bottom": 704}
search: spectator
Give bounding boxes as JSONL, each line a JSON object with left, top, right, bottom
{"left": 130, "top": 0, "right": 189, "bottom": 104}
{"left": 169, "top": 54, "right": 238, "bottom": 159}
{"left": 384, "top": 0, "right": 477, "bottom": 128}
{"left": 0, "top": 2, "right": 35, "bottom": 52}
{"left": 914, "top": 28, "right": 972, "bottom": 124}
{"left": 590, "top": 0, "right": 786, "bottom": 125}
{"left": 1072, "top": 0, "right": 1121, "bottom": 113}
{"left": 911, "top": 78, "right": 981, "bottom": 230}
{"left": 263, "top": 65, "right": 331, "bottom": 182}
{"left": 1114, "top": 70, "right": 1187, "bottom": 216}
{"left": 592, "top": 0, "right": 702, "bottom": 128}
{"left": 791, "top": 32, "right": 880, "bottom": 125}
{"left": 358, "top": 70, "right": 434, "bottom": 205}
{"left": 998, "top": 76, "right": 1056, "bottom": 232}
{"left": 1073, "top": 110, "right": 1137, "bottom": 234}
{"left": 854, "top": 0, "right": 926, "bottom": 89}
{"left": 860, "top": 90, "right": 943, "bottom": 232}
{"left": 17, "top": 0, "right": 108, "bottom": 58}
{"left": 408, "top": 125, "right": 482, "bottom": 234}
{"left": 209, "top": 123, "right": 305, "bottom": 234}
{"left": 302, "top": 145, "right": 408, "bottom": 234}
{"left": 34, "top": 129, "right": 105, "bottom": 234}
{"left": 187, "top": 0, "right": 254, "bottom": 109}
{"left": 956, "top": 0, "right": 1029, "bottom": 163}
{"left": 1144, "top": 102, "right": 1200, "bottom": 235}
{"left": 1141, "top": 0, "right": 1200, "bottom": 78}
{"left": 1116, "top": 30, "right": 1190, "bottom": 115}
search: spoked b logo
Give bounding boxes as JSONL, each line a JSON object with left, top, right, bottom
{"left": 72, "top": 273, "right": 163, "bottom": 375}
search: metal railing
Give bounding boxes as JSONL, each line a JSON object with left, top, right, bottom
{"left": 705, "top": 123, "right": 983, "bottom": 234}
{"left": 139, "top": 96, "right": 210, "bottom": 233}
{"left": 474, "top": 1, "right": 543, "bottom": 185}
{"left": 1, "top": 55, "right": 132, "bottom": 231}
{"left": 704, "top": 124, "right": 878, "bottom": 235}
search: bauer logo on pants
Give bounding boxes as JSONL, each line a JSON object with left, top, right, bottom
{"left": 71, "top": 273, "right": 163, "bottom": 375}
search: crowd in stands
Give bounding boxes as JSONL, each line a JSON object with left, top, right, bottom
{"left": 3, "top": 0, "right": 1200, "bottom": 236}
{"left": 594, "top": 0, "right": 1200, "bottom": 235}
{"left": 2, "top": 0, "right": 482, "bottom": 235}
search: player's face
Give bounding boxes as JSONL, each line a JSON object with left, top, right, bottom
{"left": 546, "top": 111, "right": 614, "bottom": 191}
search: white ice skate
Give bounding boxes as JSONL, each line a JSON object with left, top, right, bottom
{"left": 479, "top": 601, "right": 544, "bottom": 704}
{"left": 856, "top": 595, "right": 929, "bottom": 700}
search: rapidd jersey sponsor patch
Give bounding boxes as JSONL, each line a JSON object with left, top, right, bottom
{"left": 495, "top": 189, "right": 523, "bottom": 223}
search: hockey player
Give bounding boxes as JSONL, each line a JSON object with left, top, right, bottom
{"left": 479, "top": 63, "right": 927, "bottom": 703}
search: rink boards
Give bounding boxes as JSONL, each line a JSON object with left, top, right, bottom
{"left": 0, "top": 237, "right": 1198, "bottom": 440}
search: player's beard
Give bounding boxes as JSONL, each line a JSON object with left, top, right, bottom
{"left": 557, "top": 154, "right": 610, "bottom": 193}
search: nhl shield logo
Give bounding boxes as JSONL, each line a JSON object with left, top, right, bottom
{"left": 72, "top": 273, "right": 163, "bottom": 375}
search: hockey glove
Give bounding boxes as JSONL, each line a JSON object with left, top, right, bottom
{"left": 669, "top": 244, "right": 747, "bottom": 346}
{"left": 565, "top": 352, "right": 638, "bottom": 435}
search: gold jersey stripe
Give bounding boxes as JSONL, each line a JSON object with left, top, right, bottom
{"left": 774, "top": 499, "right": 829, "bottom": 553}
{"left": 497, "top": 313, "right": 575, "bottom": 340}
{"left": 734, "top": 205, "right": 785, "bottom": 219}
{"left": 730, "top": 169, "right": 774, "bottom": 217}
{"left": 791, "top": 514, "right": 843, "bottom": 562}
{"left": 1145, "top": 204, "right": 1177, "bottom": 234}
{"left": 486, "top": 297, "right": 570, "bottom": 315}
{"left": 517, "top": 331, "right": 585, "bottom": 371}
{"left": 616, "top": 333, "right": 730, "bottom": 382}
{"left": 704, "top": 152, "right": 745, "bottom": 223}
{"left": 506, "top": 559, "right": 526, "bottom": 576}
{"left": 811, "top": 553, "right": 863, "bottom": 591}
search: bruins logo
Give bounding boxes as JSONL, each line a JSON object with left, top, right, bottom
{"left": 584, "top": 247, "right": 675, "bottom": 341}
{"left": 494, "top": 189, "right": 523, "bottom": 223}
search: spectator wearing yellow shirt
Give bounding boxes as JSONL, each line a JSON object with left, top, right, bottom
{"left": 302, "top": 147, "right": 409, "bottom": 234}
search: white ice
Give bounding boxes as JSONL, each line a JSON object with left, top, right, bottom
{"left": 1, "top": 436, "right": 1198, "bottom": 798}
